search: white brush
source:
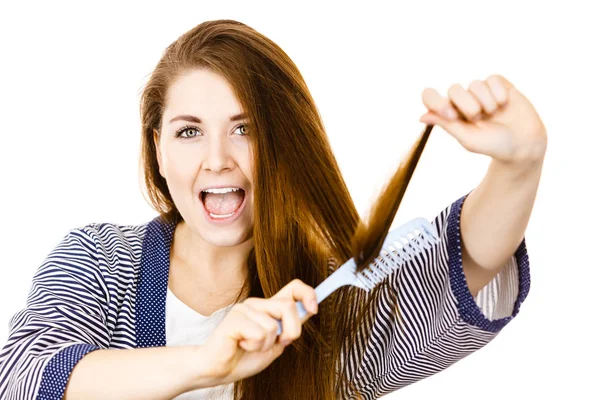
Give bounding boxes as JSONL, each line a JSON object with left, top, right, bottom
{"left": 275, "top": 216, "right": 441, "bottom": 335}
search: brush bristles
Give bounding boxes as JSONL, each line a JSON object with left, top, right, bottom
{"left": 355, "top": 221, "right": 440, "bottom": 290}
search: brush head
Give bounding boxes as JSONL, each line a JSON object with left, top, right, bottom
{"left": 354, "top": 217, "right": 440, "bottom": 291}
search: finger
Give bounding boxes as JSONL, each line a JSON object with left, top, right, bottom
{"left": 243, "top": 297, "right": 300, "bottom": 344}
{"left": 231, "top": 304, "right": 272, "bottom": 352}
{"left": 448, "top": 84, "right": 482, "bottom": 122}
{"left": 276, "top": 298, "right": 303, "bottom": 344}
{"left": 485, "top": 74, "right": 509, "bottom": 105}
{"left": 418, "top": 112, "right": 477, "bottom": 150}
{"left": 243, "top": 298, "right": 284, "bottom": 351}
{"left": 271, "top": 279, "right": 319, "bottom": 318}
{"left": 421, "top": 87, "right": 458, "bottom": 120}
{"left": 489, "top": 73, "right": 514, "bottom": 90}
{"left": 467, "top": 80, "right": 498, "bottom": 115}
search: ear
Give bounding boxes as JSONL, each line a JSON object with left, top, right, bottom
{"left": 153, "top": 128, "right": 164, "bottom": 178}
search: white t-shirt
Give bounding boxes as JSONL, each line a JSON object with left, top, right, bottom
{"left": 166, "top": 287, "right": 235, "bottom": 400}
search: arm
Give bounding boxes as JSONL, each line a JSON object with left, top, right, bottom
{"left": 418, "top": 74, "right": 547, "bottom": 297}
{"left": 346, "top": 198, "right": 530, "bottom": 398}
{"left": 349, "top": 74, "right": 543, "bottom": 398}
{"left": 0, "top": 228, "right": 221, "bottom": 400}
{"left": 64, "top": 345, "right": 220, "bottom": 400}
{"left": 461, "top": 157, "right": 543, "bottom": 296}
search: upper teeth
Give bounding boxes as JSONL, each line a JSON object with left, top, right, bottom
{"left": 203, "top": 187, "right": 242, "bottom": 194}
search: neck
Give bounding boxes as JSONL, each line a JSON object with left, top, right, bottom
{"left": 171, "top": 220, "right": 254, "bottom": 287}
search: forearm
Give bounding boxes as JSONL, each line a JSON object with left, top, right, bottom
{"left": 64, "top": 345, "right": 219, "bottom": 400}
{"left": 460, "top": 157, "right": 543, "bottom": 294}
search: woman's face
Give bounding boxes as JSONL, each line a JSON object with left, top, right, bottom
{"left": 154, "top": 68, "right": 254, "bottom": 247}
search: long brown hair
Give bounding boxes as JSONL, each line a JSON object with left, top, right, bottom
{"left": 139, "top": 19, "right": 430, "bottom": 399}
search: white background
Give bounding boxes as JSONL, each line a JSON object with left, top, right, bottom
{"left": 0, "top": 1, "right": 598, "bottom": 398}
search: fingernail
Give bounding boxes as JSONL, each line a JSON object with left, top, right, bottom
{"left": 309, "top": 300, "right": 318, "bottom": 313}
{"left": 445, "top": 108, "right": 457, "bottom": 119}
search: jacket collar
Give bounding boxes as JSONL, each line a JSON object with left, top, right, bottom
{"left": 136, "top": 215, "right": 177, "bottom": 347}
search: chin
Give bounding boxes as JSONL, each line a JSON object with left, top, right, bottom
{"left": 201, "top": 226, "right": 253, "bottom": 248}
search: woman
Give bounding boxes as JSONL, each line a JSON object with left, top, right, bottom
{"left": 0, "top": 19, "right": 545, "bottom": 399}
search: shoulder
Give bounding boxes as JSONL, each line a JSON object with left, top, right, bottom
{"left": 52, "top": 219, "right": 152, "bottom": 276}
{"left": 67, "top": 219, "right": 150, "bottom": 248}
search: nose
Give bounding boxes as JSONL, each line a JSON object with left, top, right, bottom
{"left": 202, "top": 134, "right": 235, "bottom": 172}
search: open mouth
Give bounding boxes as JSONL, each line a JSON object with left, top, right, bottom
{"left": 200, "top": 188, "right": 246, "bottom": 219}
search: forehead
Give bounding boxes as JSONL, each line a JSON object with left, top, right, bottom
{"left": 164, "top": 68, "right": 244, "bottom": 117}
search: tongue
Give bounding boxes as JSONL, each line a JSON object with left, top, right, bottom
{"left": 203, "top": 191, "right": 244, "bottom": 215}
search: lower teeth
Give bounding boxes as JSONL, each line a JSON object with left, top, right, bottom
{"left": 209, "top": 211, "right": 235, "bottom": 219}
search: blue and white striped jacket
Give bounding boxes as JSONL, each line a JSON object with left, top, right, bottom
{"left": 0, "top": 193, "right": 530, "bottom": 399}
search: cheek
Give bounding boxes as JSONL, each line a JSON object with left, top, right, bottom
{"left": 240, "top": 146, "right": 254, "bottom": 181}
{"left": 242, "top": 158, "right": 254, "bottom": 184}
{"left": 162, "top": 150, "right": 200, "bottom": 186}
{"left": 245, "top": 167, "right": 254, "bottom": 185}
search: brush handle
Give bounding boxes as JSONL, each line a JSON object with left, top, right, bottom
{"left": 274, "top": 264, "right": 357, "bottom": 336}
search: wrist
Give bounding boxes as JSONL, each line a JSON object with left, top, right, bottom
{"left": 490, "top": 155, "right": 544, "bottom": 182}
{"left": 186, "top": 345, "right": 225, "bottom": 390}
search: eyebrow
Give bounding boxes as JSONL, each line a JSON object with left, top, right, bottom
{"left": 169, "top": 113, "right": 248, "bottom": 124}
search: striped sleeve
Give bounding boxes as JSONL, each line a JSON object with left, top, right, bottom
{"left": 0, "top": 227, "right": 110, "bottom": 400}
{"left": 350, "top": 193, "right": 530, "bottom": 399}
